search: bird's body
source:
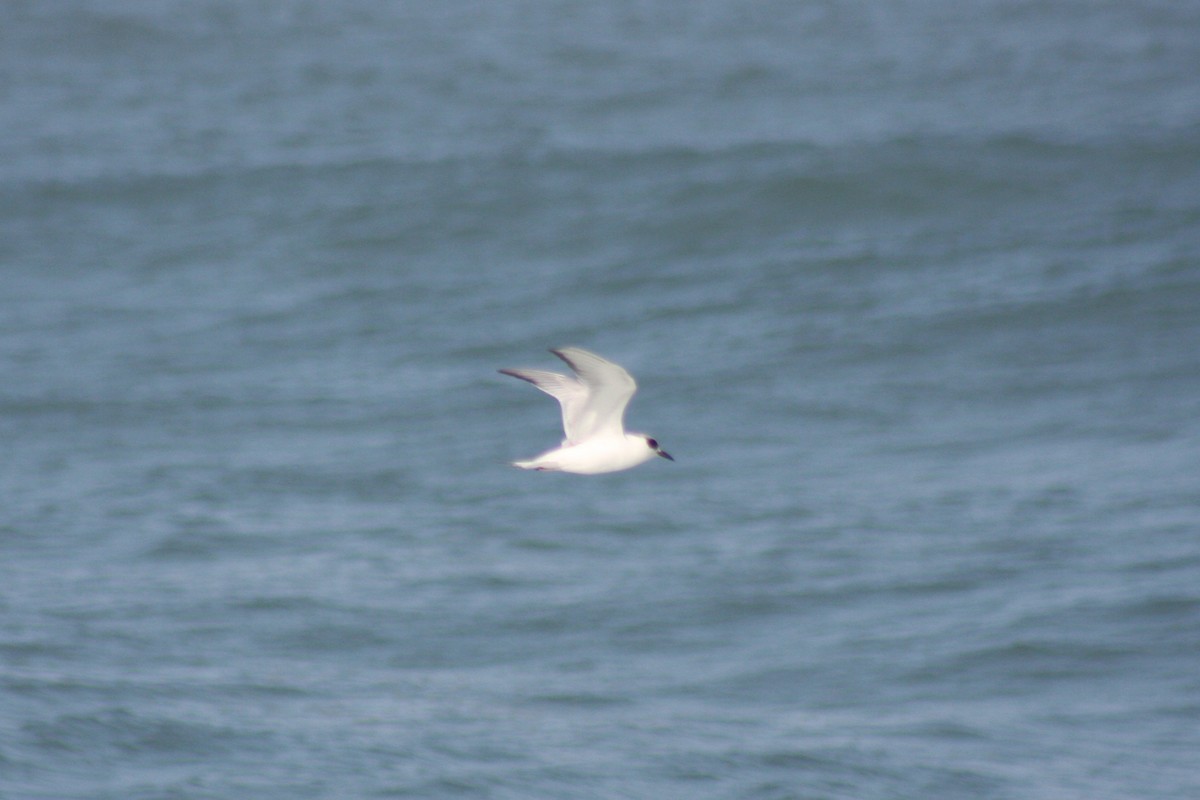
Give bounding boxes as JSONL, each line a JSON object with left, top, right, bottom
{"left": 500, "top": 347, "right": 673, "bottom": 475}
{"left": 511, "top": 432, "right": 664, "bottom": 474}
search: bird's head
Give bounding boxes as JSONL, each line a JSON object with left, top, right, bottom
{"left": 645, "top": 436, "right": 674, "bottom": 461}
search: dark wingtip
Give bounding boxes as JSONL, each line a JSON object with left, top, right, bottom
{"left": 498, "top": 368, "right": 534, "bottom": 384}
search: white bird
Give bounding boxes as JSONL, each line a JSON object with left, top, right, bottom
{"left": 499, "top": 347, "right": 673, "bottom": 474}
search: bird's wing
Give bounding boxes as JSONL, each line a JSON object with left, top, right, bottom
{"left": 498, "top": 367, "right": 589, "bottom": 443}
{"left": 550, "top": 347, "right": 637, "bottom": 442}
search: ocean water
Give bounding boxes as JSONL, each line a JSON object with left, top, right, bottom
{"left": 3, "top": 2, "right": 1199, "bottom": 798}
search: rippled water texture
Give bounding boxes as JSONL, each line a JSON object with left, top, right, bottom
{"left": 3, "top": 2, "right": 1199, "bottom": 798}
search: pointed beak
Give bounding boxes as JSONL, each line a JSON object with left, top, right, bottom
{"left": 657, "top": 449, "right": 674, "bottom": 461}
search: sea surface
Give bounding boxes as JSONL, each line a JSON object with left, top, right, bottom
{"left": 3, "top": 2, "right": 1199, "bottom": 798}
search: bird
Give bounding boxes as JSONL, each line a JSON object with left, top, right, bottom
{"left": 499, "top": 346, "right": 673, "bottom": 474}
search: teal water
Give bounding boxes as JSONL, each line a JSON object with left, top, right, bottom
{"left": 3, "top": 3, "right": 1199, "bottom": 798}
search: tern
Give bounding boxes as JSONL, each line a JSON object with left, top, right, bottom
{"left": 499, "top": 347, "right": 673, "bottom": 474}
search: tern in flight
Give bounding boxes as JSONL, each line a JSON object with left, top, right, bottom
{"left": 499, "top": 347, "right": 673, "bottom": 474}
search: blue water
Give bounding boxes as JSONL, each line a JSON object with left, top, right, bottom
{"left": 3, "top": 2, "right": 1199, "bottom": 798}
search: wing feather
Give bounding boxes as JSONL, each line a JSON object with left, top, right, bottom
{"left": 498, "top": 368, "right": 588, "bottom": 443}
{"left": 550, "top": 347, "right": 637, "bottom": 441}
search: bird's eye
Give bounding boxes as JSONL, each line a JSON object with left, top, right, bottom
{"left": 646, "top": 438, "right": 658, "bottom": 449}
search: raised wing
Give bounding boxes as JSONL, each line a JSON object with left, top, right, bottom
{"left": 498, "top": 367, "right": 589, "bottom": 443}
{"left": 551, "top": 347, "right": 637, "bottom": 442}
